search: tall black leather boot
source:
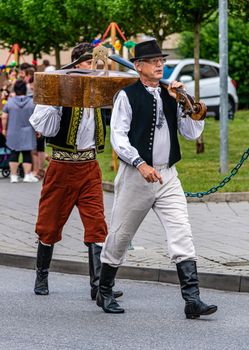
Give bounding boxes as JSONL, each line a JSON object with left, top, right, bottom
{"left": 96, "top": 263, "right": 124, "bottom": 313}
{"left": 177, "top": 260, "right": 217, "bottom": 319}
{"left": 34, "top": 241, "right": 54, "bottom": 295}
{"left": 88, "top": 243, "right": 123, "bottom": 300}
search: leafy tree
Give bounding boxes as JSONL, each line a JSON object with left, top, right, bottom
{"left": 22, "top": 0, "right": 76, "bottom": 68}
{"left": 64, "top": 0, "right": 110, "bottom": 43}
{"left": 169, "top": 0, "right": 218, "bottom": 101}
{"left": 0, "top": 0, "right": 42, "bottom": 62}
{"left": 0, "top": 0, "right": 76, "bottom": 66}
{"left": 178, "top": 17, "right": 249, "bottom": 108}
{"left": 0, "top": 0, "right": 106, "bottom": 66}
{"left": 97, "top": 0, "right": 177, "bottom": 47}
{"left": 229, "top": 0, "right": 249, "bottom": 21}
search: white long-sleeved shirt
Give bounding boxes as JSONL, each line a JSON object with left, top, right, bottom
{"left": 29, "top": 105, "right": 95, "bottom": 150}
{"left": 110, "top": 89, "right": 204, "bottom": 166}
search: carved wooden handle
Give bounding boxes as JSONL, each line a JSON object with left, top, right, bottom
{"left": 173, "top": 88, "right": 207, "bottom": 121}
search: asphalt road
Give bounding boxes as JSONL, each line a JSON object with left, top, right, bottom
{"left": 1, "top": 266, "right": 249, "bottom": 350}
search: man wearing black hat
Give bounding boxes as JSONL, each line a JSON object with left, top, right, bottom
{"left": 29, "top": 42, "right": 123, "bottom": 301}
{"left": 96, "top": 39, "right": 217, "bottom": 319}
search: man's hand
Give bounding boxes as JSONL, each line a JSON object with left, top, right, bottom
{"left": 167, "top": 81, "right": 186, "bottom": 99}
{"left": 1, "top": 129, "right": 6, "bottom": 137}
{"left": 137, "top": 163, "right": 163, "bottom": 184}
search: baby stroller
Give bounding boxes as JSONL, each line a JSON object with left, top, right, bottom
{"left": 0, "top": 133, "right": 24, "bottom": 178}
{"left": 0, "top": 133, "right": 11, "bottom": 177}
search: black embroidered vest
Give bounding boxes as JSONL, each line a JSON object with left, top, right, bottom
{"left": 47, "top": 107, "right": 107, "bottom": 153}
{"left": 123, "top": 80, "right": 181, "bottom": 167}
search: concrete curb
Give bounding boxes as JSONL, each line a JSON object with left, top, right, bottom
{"left": 1, "top": 252, "right": 248, "bottom": 293}
{"left": 186, "top": 192, "right": 249, "bottom": 203}
{"left": 102, "top": 182, "right": 249, "bottom": 202}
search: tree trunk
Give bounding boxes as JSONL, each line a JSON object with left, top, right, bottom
{"left": 55, "top": 47, "right": 61, "bottom": 69}
{"left": 194, "top": 20, "right": 204, "bottom": 154}
{"left": 157, "top": 38, "right": 163, "bottom": 50}
{"left": 194, "top": 21, "right": 200, "bottom": 102}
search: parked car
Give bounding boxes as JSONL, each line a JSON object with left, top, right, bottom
{"left": 163, "top": 59, "right": 238, "bottom": 120}
{"left": 126, "top": 58, "right": 238, "bottom": 120}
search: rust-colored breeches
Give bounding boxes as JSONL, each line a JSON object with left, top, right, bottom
{"left": 35, "top": 160, "right": 108, "bottom": 244}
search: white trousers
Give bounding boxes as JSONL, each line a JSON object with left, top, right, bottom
{"left": 101, "top": 162, "right": 196, "bottom": 267}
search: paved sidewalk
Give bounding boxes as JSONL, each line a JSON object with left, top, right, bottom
{"left": 0, "top": 177, "right": 249, "bottom": 292}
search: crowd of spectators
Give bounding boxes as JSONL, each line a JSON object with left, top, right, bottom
{"left": 0, "top": 60, "right": 54, "bottom": 183}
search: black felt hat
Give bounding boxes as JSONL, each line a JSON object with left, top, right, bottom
{"left": 130, "top": 39, "right": 168, "bottom": 62}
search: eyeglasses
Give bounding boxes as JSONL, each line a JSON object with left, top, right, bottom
{"left": 140, "top": 57, "right": 167, "bottom": 65}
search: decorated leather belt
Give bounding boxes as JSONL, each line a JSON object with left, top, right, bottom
{"left": 51, "top": 149, "right": 96, "bottom": 162}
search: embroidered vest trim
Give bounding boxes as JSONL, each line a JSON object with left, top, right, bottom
{"left": 94, "top": 108, "right": 105, "bottom": 153}
{"left": 66, "top": 107, "right": 82, "bottom": 148}
{"left": 47, "top": 107, "right": 105, "bottom": 153}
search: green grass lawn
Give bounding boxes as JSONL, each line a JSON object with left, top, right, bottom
{"left": 97, "top": 110, "right": 249, "bottom": 193}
